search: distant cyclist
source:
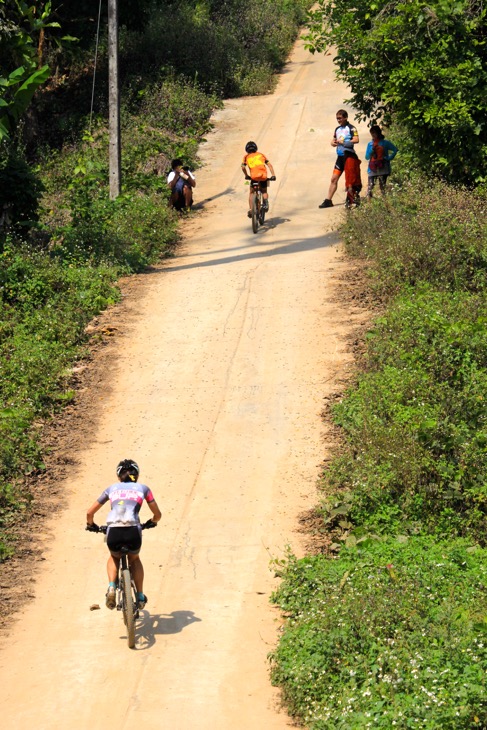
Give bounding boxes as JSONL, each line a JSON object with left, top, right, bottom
{"left": 241, "top": 141, "right": 276, "bottom": 218}
{"left": 86, "top": 459, "right": 161, "bottom": 610}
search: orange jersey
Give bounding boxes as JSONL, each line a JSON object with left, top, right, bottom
{"left": 242, "top": 151, "right": 269, "bottom": 181}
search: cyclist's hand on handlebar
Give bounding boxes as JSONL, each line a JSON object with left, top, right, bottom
{"left": 86, "top": 522, "right": 100, "bottom": 532}
{"left": 244, "top": 174, "right": 251, "bottom": 180}
{"left": 142, "top": 519, "right": 158, "bottom": 529}
{"left": 269, "top": 175, "right": 276, "bottom": 181}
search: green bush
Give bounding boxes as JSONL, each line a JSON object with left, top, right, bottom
{"left": 0, "top": 143, "right": 44, "bottom": 237}
{"left": 342, "top": 183, "right": 487, "bottom": 297}
{"left": 320, "top": 286, "right": 487, "bottom": 540}
{"left": 271, "top": 537, "right": 487, "bottom": 729}
{"left": 118, "top": 0, "right": 309, "bottom": 97}
{"left": 0, "top": 241, "right": 122, "bottom": 556}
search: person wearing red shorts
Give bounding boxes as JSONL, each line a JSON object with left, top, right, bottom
{"left": 319, "top": 109, "right": 361, "bottom": 208}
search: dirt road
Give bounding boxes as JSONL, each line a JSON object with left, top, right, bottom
{"left": 0, "top": 38, "right": 365, "bottom": 730}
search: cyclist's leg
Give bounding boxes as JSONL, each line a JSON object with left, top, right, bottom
{"left": 261, "top": 180, "right": 269, "bottom": 210}
{"left": 106, "top": 552, "right": 120, "bottom": 609}
{"left": 328, "top": 156, "right": 345, "bottom": 200}
{"left": 106, "top": 527, "right": 123, "bottom": 582}
{"left": 248, "top": 186, "right": 255, "bottom": 217}
{"left": 128, "top": 553, "right": 144, "bottom": 593}
{"left": 328, "top": 171, "right": 340, "bottom": 200}
{"left": 107, "top": 554, "right": 120, "bottom": 582}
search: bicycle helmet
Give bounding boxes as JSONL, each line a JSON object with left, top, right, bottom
{"left": 245, "top": 141, "right": 257, "bottom": 153}
{"left": 116, "top": 459, "right": 139, "bottom": 479}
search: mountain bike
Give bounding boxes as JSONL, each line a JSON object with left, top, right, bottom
{"left": 247, "top": 176, "right": 275, "bottom": 233}
{"left": 250, "top": 180, "right": 266, "bottom": 233}
{"left": 90, "top": 521, "right": 156, "bottom": 648}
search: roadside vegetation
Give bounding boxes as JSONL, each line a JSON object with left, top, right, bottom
{"left": 0, "top": 0, "right": 309, "bottom": 559}
{"left": 270, "top": 1, "right": 487, "bottom": 727}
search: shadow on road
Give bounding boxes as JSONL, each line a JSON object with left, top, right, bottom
{"left": 192, "top": 187, "right": 236, "bottom": 208}
{"left": 152, "top": 229, "right": 342, "bottom": 273}
{"left": 134, "top": 609, "right": 202, "bottom": 649}
{"left": 260, "top": 216, "right": 291, "bottom": 231}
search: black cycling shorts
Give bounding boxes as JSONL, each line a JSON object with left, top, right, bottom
{"left": 333, "top": 155, "right": 346, "bottom": 175}
{"left": 251, "top": 179, "right": 268, "bottom": 191}
{"left": 106, "top": 526, "right": 142, "bottom": 556}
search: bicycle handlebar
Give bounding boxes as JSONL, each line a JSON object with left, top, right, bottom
{"left": 86, "top": 520, "right": 157, "bottom": 534}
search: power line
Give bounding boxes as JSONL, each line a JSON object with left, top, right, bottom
{"left": 89, "top": 0, "right": 103, "bottom": 133}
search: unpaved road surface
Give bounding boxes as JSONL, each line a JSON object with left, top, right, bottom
{"left": 0, "top": 38, "right": 366, "bottom": 730}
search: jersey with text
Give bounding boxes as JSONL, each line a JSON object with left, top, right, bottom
{"left": 334, "top": 122, "right": 358, "bottom": 157}
{"left": 97, "top": 482, "right": 155, "bottom": 527}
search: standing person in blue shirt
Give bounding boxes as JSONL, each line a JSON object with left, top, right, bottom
{"left": 319, "top": 109, "right": 360, "bottom": 209}
{"left": 365, "top": 125, "right": 398, "bottom": 197}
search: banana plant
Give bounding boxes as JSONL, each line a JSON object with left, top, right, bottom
{"left": 0, "top": 1, "right": 62, "bottom": 140}
{"left": 0, "top": 64, "right": 50, "bottom": 139}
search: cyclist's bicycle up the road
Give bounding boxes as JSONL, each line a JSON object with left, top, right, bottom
{"left": 241, "top": 140, "right": 276, "bottom": 234}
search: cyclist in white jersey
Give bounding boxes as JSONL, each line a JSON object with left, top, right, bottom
{"left": 86, "top": 459, "right": 162, "bottom": 609}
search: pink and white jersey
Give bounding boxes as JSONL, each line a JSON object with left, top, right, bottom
{"left": 97, "top": 482, "right": 155, "bottom": 527}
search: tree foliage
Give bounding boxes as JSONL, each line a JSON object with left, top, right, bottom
{"left": 305, "top": 0, "right": 487, "bottom": 184}
{"left": 0, "top": 1, "right": 61, "bottom": 140}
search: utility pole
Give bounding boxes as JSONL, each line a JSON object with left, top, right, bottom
{"left": 108, "top": 0, "right": 121, "bottom": 199}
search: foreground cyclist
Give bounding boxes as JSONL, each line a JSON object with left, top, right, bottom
{"left": 241, "top": 141, "right": 276, "bottom": 218}
{"left": 86, "top": 459, "right": 161, "bottom": 610}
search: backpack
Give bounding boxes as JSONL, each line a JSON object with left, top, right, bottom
{"left": 369, "top": 140, "right": 385, "bottom": 172}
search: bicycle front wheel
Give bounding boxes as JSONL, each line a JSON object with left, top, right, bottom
{"left": 251, "top": 192, "right": 259, "bottom": 234}
{"left": 121, "top": 568, "right": 136, "bottom": 648}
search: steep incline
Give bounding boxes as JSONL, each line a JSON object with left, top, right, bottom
{"left": 0, "top": 38, "right": 364, "bottom": 730}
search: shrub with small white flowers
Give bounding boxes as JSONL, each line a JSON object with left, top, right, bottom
{"left": 271, "top": 537, "right": 487, "bottom": 728}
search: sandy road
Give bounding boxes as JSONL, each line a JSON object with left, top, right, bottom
{"left": 0, "top": 37, "right": 365, "bottom": 730}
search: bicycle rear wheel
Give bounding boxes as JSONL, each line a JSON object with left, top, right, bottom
{"left": 251, "top": 192, "right": 259, "bottom": 234}
{"left": 121, "top": 568, "right": 136, "bottom": 648}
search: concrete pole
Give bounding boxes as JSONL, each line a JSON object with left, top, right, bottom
{"left": 108, "top": 0, "right": 121, "bottom": 199}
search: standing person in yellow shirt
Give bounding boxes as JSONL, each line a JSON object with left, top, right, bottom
{"left": 241, "top": 141, "right": 276, "bottom": 218}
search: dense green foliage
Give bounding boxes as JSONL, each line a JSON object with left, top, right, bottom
{"left": 30, "top": 0, "right": 310, "bottom": 149}
{"left": 0, "top": 1, "right": 59, "bottom": 140}
{"left": 305, "top": 0, "right": 487, "bottom": 184}
{"left": 272, "top": 538, "right": 487, "bottom": 728}
{"left": 0, "top": 241, "right": 123, "bottom": 557}
{"left": 271, "top": 178, "right": 487, "bottom": 724}
{"left": 324, "top": 183, "right": 487, "bottom": 543}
